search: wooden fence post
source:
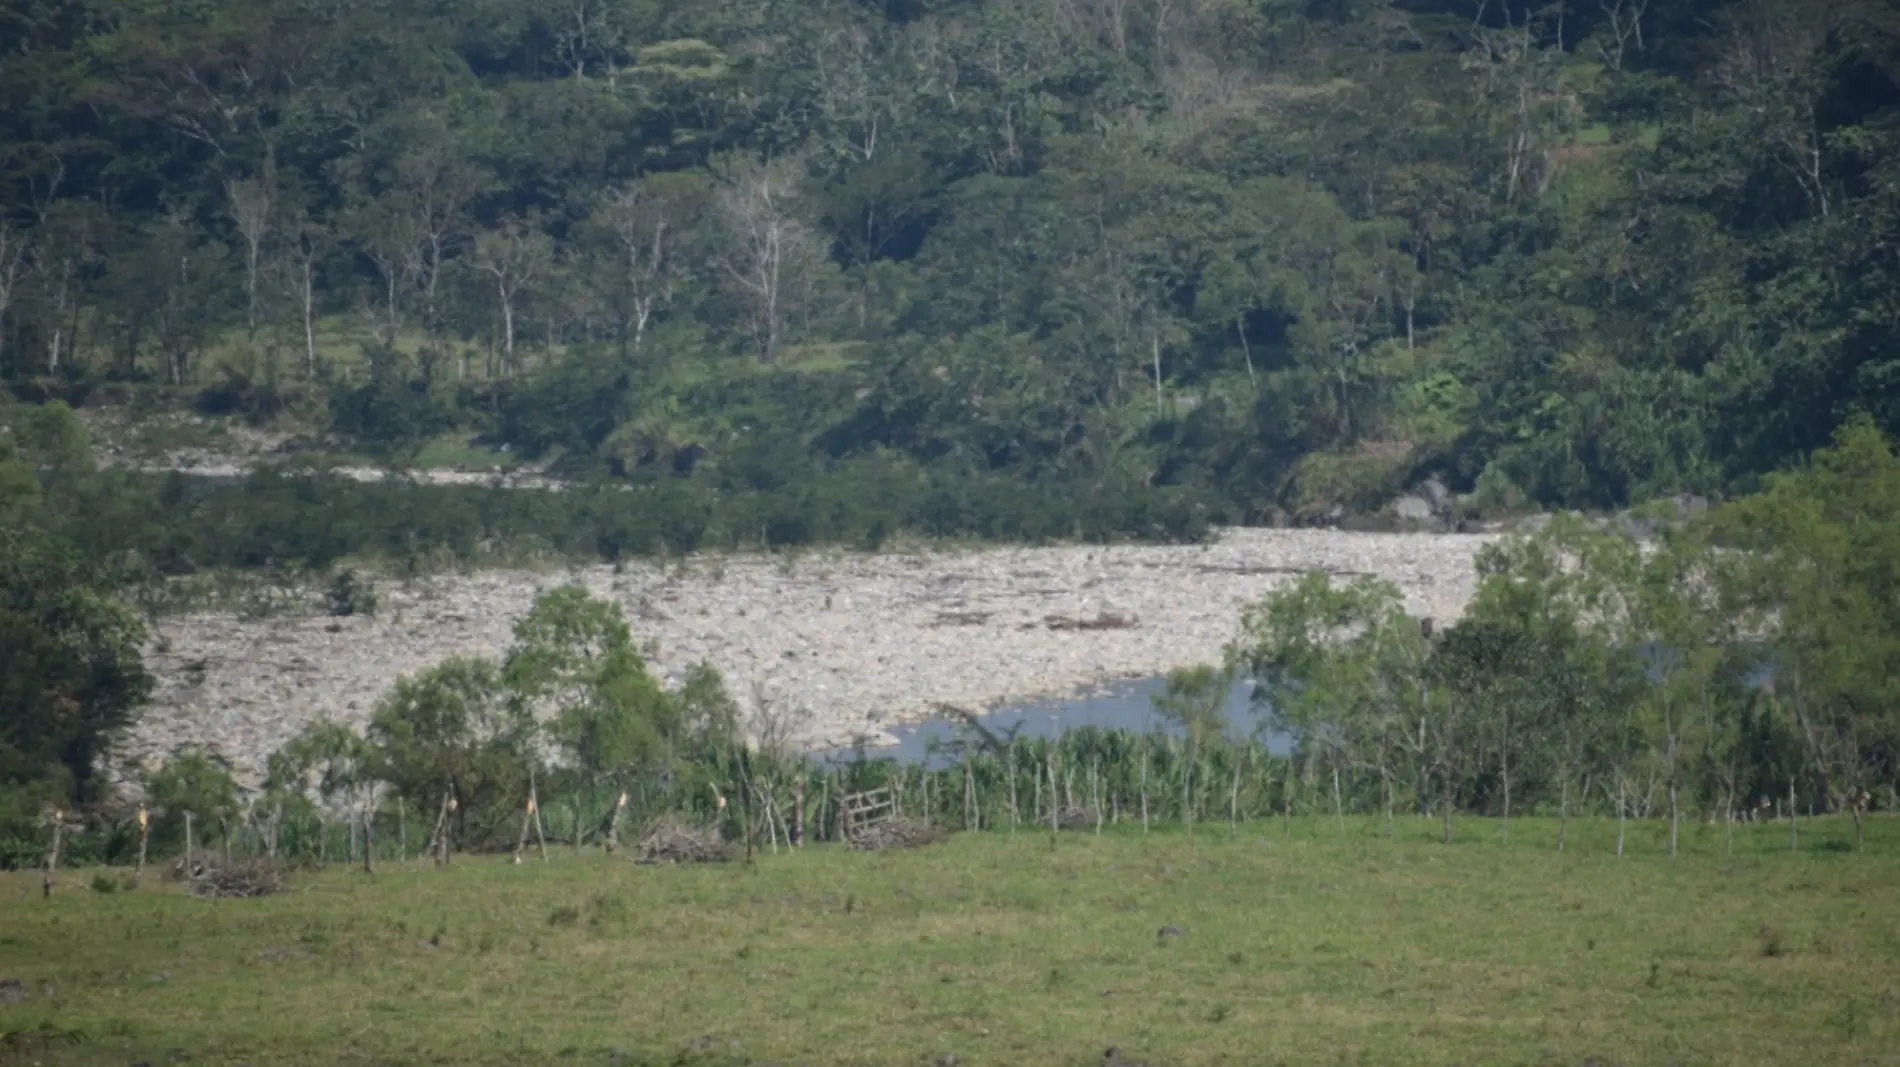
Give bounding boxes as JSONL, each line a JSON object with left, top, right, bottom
{"left": 1033, "top": 762, "right": 1042, "bottom": 828}
{"left": 1140, "top": 742, "right": 1150, "bottom": 834}
{"left": 820, "top": 774, "right": 832, "bottom": 842}
{"left": 514, "top": 789, "right": 534, "bottom": 864}
{"left": 362, "top": 798, "right": 376, "bottom": 874}
{"left": 1008, "top": 745, "right": 1019, "bottom": 833}
{"left": 763, "top": 787, "right": 781, "bottom": 855}
{"left": 42, "top": 809, "right": 66, "bottom": 899}
{"left": 134, "top": 806, "right": 150, "bottom": 888}
{"left": 445, "top": 796, "right": 457, "bottom": 865}
{"left": 532, "top": 782, "right": 548, "bottom": 863}
{"left": 606, "top": 791, "right": 628, "bottom": 855}
{"left": 1094, "top": 758, "right": 1104, "bottom": 836}
{"left": 1230, "top": 760, "right": 1241, "bottom": 839}
{"left": 1048, "top": 754, "right": 1059, "bottom": 842}
{"left": 793, "top": 777, "right": 805, "bottom": 848}
{"left": 1789, "top": 777, "right": 1798, "bottom": 852}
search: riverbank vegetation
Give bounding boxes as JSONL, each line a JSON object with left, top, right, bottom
{"left": 6, "top": 419, "right": 1895, "bottom": 875}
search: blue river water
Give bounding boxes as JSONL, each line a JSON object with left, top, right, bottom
{"left": 816, "top": 675, "right": 1293, "bottom": 769}
{"left": 816, "top": 644, "right": 1780, "bottom": 769}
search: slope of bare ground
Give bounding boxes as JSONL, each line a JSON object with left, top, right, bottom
{"left": 128, "top": 528, "right": 1496, "bottom": 783}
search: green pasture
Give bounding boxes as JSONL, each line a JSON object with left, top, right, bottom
{"left": 4, "top": 816, "right": 1896, "bottom": 1066}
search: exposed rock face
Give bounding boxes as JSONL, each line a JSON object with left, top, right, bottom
{"left": 128, "top": 527, "right": 1496, "bottom": 785}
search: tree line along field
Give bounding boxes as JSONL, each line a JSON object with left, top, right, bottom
{"left": 3, "top": 816, "right": 1897, "bottom": 1067}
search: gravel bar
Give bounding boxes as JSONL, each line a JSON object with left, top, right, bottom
{"left": 127, "top": 527, "right": 1496, "bottom": 785}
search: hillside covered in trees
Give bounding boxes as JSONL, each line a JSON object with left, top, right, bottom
{"left": 3, "top": 0, "right": 1897, "bottom": 521}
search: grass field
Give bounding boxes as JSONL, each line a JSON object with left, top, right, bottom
{"left": 4, "top": 816, "right": 1898, "bottom": 1067}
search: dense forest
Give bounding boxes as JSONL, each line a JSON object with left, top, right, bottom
{"left": 2, "top": 0, "right": 1897, "bottom": 520}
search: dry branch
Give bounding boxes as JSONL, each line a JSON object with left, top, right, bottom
{"left": 848, "top": 815, "right": 950, "bottom": 851}
{"left": 190, "top": 857, "right": 285, "bottom": 899}
{"left": 634, "top": 814, "right": 732, "bottom": 864}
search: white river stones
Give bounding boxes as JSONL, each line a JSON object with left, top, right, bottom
{"left": 128, "top": 527, "right": 1497, "bottom": 785}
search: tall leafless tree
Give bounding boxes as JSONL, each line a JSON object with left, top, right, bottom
{"left": 0, "top": 220, "right": 30, "bottom": 374}
{"left": 389, "top": 126, "right": 488, "bottom": 337}
{"left": 1596, "top": 0, "right": 1650, "bottom": 71}
{"left": 593, "top": 176, "right": 702, "bottom": 354}
{"left": 1712, "top": 0, "right": 1835, "bottom": 219}
{"left": 710, "top": 155, "right": 821, "bottom": 364}
{"left": 282, "top": 209, "right": 332, "bottom": 378}
{"left": 226, "top": 174, "right": 275, "bottom": 339}
{"left": 813, "top": 21, "right": 897, "bottom": 164}
{"left": 470, "top": 216, "right": 552, "bottom": 374}
{"left": 342, "top": 201, "right": 414, "bottom": 347}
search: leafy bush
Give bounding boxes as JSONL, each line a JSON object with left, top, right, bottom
{"left": 328, "top": 347, "right": 461, "bottom": 452}
{"left": 195, "top": 366, "right": 294, "bottom": 426}
{"left": 325, "top": 569, "right": 379, "bottom": 617}
{"left": 1469, "top": 461, "right": 1530, "bottom": 517}
{"left": 1282, "top": 450, "right": 1405, "bottom": 523}
{"left": 143, "top": 747, "right": 240, "bottom": 854}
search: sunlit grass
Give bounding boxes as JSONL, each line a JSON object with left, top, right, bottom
{"left": 1573, "top": 121, "right": 1614, "bottom": 146}
{"left": 4, "top": 815, "right": 1895, "bottom": 1066}
{"left": 406, "top": 436, "right": 521, "bottom": 471}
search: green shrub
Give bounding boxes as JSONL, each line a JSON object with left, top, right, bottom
{"left": 1469, "top": 460, "right": 1529, "bottom": 516}
{"left": 1283, "top": 450, "right": 1404, "bottom": 523}
{"left": 325, "top": 569, "right": 379, "bottom": 617}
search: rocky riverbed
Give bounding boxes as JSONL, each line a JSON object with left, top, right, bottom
{"left": 127, "top": 527, "right": 1496, "bottom": 786}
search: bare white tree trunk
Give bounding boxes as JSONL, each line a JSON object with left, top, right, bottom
{"left": 1595, "top": 0, "right": 1650, "bottom": 70}
{"left": 1331, "top": 763, "right": 1345, "bottom": 838}
{"left": 227, "top": 176, "right": 274, "bottom": 338}
{"left": 33, "top": 241, "right": 75, "bottom": 376}
{"left": 0, "top": 221, "right": 30, "bottom": 372}
{"left": 1152, "top": 332, "right": 1164, "bottom": 415}
{"left": 712, "top": 155, "right": 818, "bottom": 365}
{"left": 1236, "top": 316, "right": 1256, "bottom": 387}
{"left": 472, "top": 217, "right": 549, "bottom": 376}
{"left": 598, "top": 182, "right": 688, "bottom": 354}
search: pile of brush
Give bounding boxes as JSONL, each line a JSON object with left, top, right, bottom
{"left": 189, "top": 857, "right": 285, "bottom": 899}
{"left": 634, "top": 815, "right": 732, "bottom": 864}
{"left": 1054, "top": 805, "right": 1101, "bottom": 830}
{"left": 849, "top": 816, "right": 950, "bottom": 851}
{"left": 166, "top": 848, "right": 218, "bottom": 883}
